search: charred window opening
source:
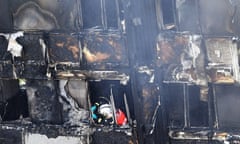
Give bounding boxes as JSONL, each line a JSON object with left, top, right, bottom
{"left": 0, "top": 35, "right": 11, "bottom": 60}
{"left": 213, "top": 84, "right": 240, "bottom": 130}
{"left": 0, "top": 1, "right": 12, "bottom": 31}
{"left": 24, "top": 79, "right": 89, "bottom": 125}
{"left": 88, "top": 80, "right": 133, "bottom": 127}
{"left": 164, "top": 83, "right": 209, "bottom": 128}
{"left": 161, "top": 0, "right": 175, "bottom": 25}
{"left": 26, "top": 80, "right": 62, "bottom": 124}
{"left": 81, "top": 0, "right": 102, "bottom": 29}
{"left": 81, "top": 0, "right": 121, "bottom": 30}
{"left": 156, "top": 0, "right": 240, "bottom": 35}
{"left": 175, "top": 0, "right": 200, "bottom": 33}
{"left": 157, "top": 0, "right": 176, "bottom": 30}
{"left": 0, "top": 80, "right": 29, "bottom": 122}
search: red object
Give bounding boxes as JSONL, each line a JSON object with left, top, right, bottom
{"left": 116, "top": 109, "right": 127, "bottom": 126}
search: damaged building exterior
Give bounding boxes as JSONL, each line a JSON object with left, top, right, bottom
{"left": 1, "top": 0, "right": 240, "bottom": 144}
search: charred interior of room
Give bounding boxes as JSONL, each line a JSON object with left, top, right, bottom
{"left": 1, "top": 0, "right": 240, "bottom": 144}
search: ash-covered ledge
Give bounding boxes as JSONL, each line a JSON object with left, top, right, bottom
{"left": 55, "top": 70, "right": 130, "bottom": 84}
{"left": 0, "top": 120, "right": 91, "bottom": 144}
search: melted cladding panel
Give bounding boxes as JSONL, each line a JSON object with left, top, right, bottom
{"left": 58, "top": 80, "right": 90, "bottom": 126}
{"left": 48, "top": 33, "right": 81, "bottom": 71}
{"left": 82, "top": 32, "right": 128, "bottom": 69}
{"left": 156, "top": 32, "right": 188, "bottom": 66}
{"left": 156, "top": 32, "right": 206, "bottom": 85}
{"left": 26, "top": 80, "right": 62, "bottom": 124}
{"left": 205, "top": 38, "right": 237, "bottom": 83}
{"left": 205, "top": 38, "right": 234, "bottom": 65}
{"left": 11, "top": 0, "right": 80, "bottom": 31}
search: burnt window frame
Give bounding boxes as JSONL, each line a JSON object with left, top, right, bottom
{"left": 79, "top": 0, "right": 122, "bottom": 31}
{"left": 155, "top": 0, "right": 177, "bottom": 30}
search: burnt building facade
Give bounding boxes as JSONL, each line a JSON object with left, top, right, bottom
{"left": 0, "top": 0, "right": 240, "bottom": 144}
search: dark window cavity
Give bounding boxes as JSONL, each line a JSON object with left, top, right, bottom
{"left": 81, "top": 0, "right": 120, "bottom": 30}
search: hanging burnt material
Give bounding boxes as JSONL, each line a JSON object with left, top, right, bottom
{"left": 48, "top": 33, "right": 80, "bottom": 72}
{"left": 205, "top": 37, "right": 239, "bottom": 83}
{"left": 11, "top": 0, "right": 80, "bottom": 31}
{"left": 64, "top": 80, "right": 88, "bottom": 110}
{"left": 156, "top": 32, "right": 207, "bottom": 86}
{"left": 135, "top": 67, "right": 160, "bottom": 135}
{"left": 14, "top": 32, "right": 47, "bottom": 79}
{"left": 58, "top": 80, "right": 90, "bottom": 127}
{"left": 26, "top": 80, "right": 62, "bottom": 124}
{"left": 82, "top": 32, "right": 128, "bottom": 69}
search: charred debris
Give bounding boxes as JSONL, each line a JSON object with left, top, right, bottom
{"left": 1, "top": 0, "right": 240, "bottom": 144}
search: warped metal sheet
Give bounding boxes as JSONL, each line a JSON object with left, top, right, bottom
{"left": 48, "top": 33, "right": 80, "bottom": 65}
{"left": 156, "top": 32, "right": 206, "bottom": 85}
{"left": 205, "top": 37, "right": 239, "bottom": 83}
{"left": 11, "top": 0, "right": 80, "bottom": 31}
{"left": 82, "top": 32, "right": 128, "bottom": 69}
